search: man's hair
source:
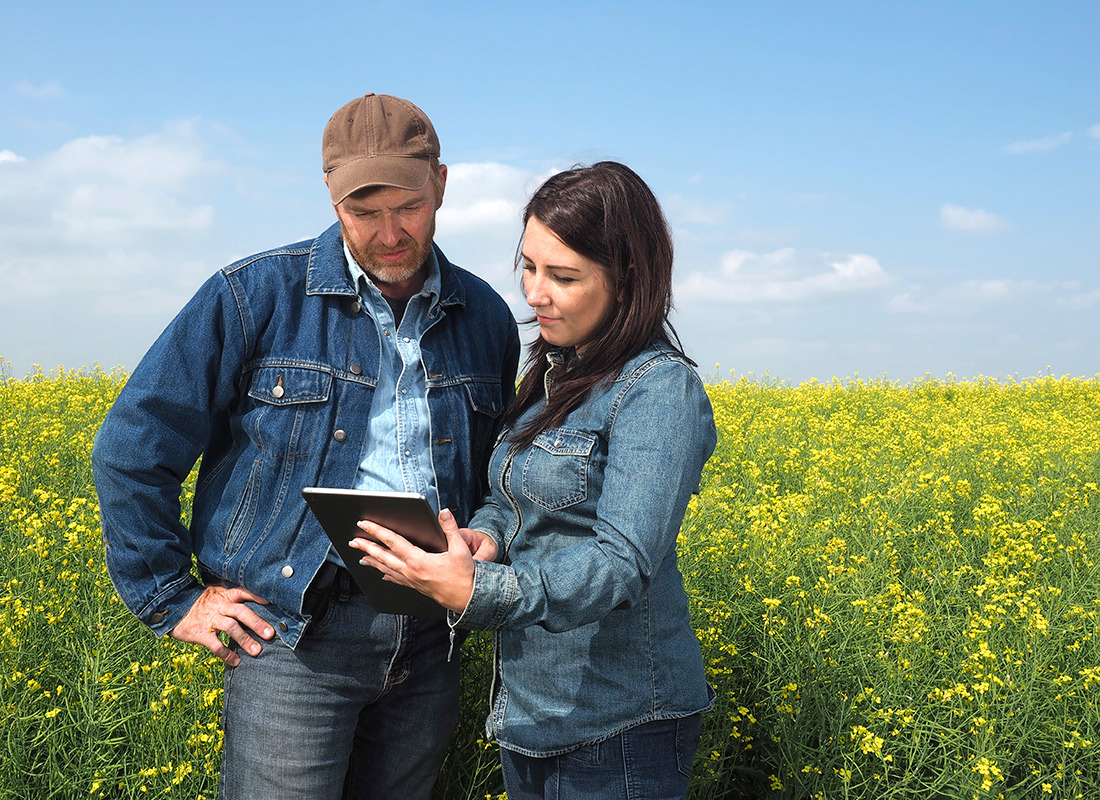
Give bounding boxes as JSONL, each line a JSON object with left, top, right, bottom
{"left": 503, "top": 161, "right": 691, "bottom": 448}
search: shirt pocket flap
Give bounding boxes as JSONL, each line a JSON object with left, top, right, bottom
{"left": 248, "top": 365, "right": 333, "bottom": 406}
{"left": 532, "top": 429, "right": 596, "bottom": 457}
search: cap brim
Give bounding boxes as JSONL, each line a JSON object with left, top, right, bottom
{"left": 327, "top": 156, "right": 432, "bottom": 204}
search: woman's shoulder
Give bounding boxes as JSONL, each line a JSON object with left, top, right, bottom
{"left": 615, "top": 341, "right": 703, "bottom": 386}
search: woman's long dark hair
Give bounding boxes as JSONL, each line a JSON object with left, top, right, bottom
{"left": 503, "top": 161, "right": 692, "bottom": 448}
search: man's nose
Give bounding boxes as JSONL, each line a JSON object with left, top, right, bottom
{"left": 378, "top": 214, "right": 403, "bottom": 247}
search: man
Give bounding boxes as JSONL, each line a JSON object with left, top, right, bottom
{"left": 92, "top": 93, "right": 520, "bottom": 799}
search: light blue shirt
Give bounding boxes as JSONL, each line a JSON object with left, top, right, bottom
{"left": 329, "top": 242, "right": 441, "bottom": 565}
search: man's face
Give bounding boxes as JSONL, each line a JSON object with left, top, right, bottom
{"left": 332, "top": 166, "right": 446, "bottom": 297}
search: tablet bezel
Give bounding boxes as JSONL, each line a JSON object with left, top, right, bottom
{"left": 301, "top": 487, "right": 447, "bottom": 619}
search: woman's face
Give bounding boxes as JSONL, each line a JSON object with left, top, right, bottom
{"left": 521, "top": 216, "right": 616, "bottom": 352}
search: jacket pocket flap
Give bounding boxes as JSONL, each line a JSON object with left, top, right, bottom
{"left": 532, "top": 429, "right": 596, "bottom": 457}
{"left": 248, "top": 365, "right": 333, "bottom": 405}
{"left": 462, "top": 380, "right": 504, "bottom": 416}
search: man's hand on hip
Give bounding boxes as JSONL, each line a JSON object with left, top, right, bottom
{"left": 169, "top": 585, "right": 275, "bottom": 667}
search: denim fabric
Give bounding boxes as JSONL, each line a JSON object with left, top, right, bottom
{"left": 219, "top": 587, "right": 459, "bottom": 800}
{"left": 499, "top": 714, "right": 703, "bottom": 800}
{"left": 458, "top": 343, "right": 717, "bottom": 756}
{"left": 346, "top": 242, "right": 440, "bottom": 507}
{"left": 92, "top": 222, "right": 519, "bottom": 646}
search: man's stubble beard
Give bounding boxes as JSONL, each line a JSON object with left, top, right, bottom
{"left": 342, "top": 216, "right": 436, "bottom": 289}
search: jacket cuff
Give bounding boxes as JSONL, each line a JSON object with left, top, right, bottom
{"left": 137, "top": 581, "right": 204, "bottom": 637}
{"left": 452, "top": 559, "right": 516, "bottom": 630}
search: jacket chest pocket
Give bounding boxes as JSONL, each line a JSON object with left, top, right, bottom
{"left": 520, "top": 429, "right": 596, "bottom": 511}
{"left": 244, "top": 365, "right": 333, "bottom": 458}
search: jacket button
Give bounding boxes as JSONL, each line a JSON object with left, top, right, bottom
{"left": 278, "top": 621, "right": 289, "bottom": 632}
{"left": 149, "top": 612, "right": 165, "bottom": 625}
{"left": 333, "top": 430, "right": 347, "bottom": 442}
{"left": 350, "top": 364, "right": 362, "bottom": 375}
{"left": 281, "top": 565, "right": 294, "bottom": 578}
{"left": 272, "top": 385, "right": 285, "bottom": 399}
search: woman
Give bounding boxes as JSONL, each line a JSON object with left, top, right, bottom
{"left": 351, "top": 161, "right": 716, "bottom": 800}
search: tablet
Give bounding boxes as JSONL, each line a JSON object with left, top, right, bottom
{"left": 301, "top": 487, "right": 447, "bottom": 619}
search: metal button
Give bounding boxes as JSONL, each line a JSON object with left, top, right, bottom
{"left": 149, "top": 612, "right": 165, "bottom": 625}
{"left": 272, "top": 385, "right": 285, "bottom": 399}
{"left": 383, "top": 329, "right": 391, "bottom": 336}
{"left": 350, "top": 364, "right": 362, "bottom": 375}
{"left": 281, "top": 565, "right": 294, "bottom": 578}
{"left": 278, "top": 621, "right": 289, "bottom": 632}
{"left": 334, "top": 430, "right": 347, "bottom": 442}
{"left": 403, "top": 336, "right": 411, "bottom": 343}
{"left": 352, "top": 301, "right": 362, "bottom": 313}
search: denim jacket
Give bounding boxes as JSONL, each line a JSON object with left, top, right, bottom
{"left": 92, "top": 223, "right": 519, "bottom": 648}
{"left": 457, "top": 342, "right": 717, "bottom": 756}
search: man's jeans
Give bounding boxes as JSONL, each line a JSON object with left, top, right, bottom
{"left": 218, "top": 575, "right": 459, "bottom": 800}
{"left": 499, "top": 714, "right": 702, "bottom": 800}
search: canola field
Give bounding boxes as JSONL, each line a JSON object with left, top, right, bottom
{"left": 1, "top": 367, "right": 1098, "bottom": 799}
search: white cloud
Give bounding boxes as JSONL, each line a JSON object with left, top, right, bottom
{"left": 676, "top": 247, "right": 891, "bottom": 304}
{"left": 889, "top": 279, "right": 1048, "bottom": 315}
{"left": 940, "top": 204, "right": 1008, "bottom": 233}
{"left": 436, "top": 162, "right": 535, "bottom": 234}
{"left": 14, "top": 79, "right": 63, "bottom": 99}
{"left": 1004, "top": 132, "right": 1073, "bottom": 154}
{"left": 0, "top": 150, "right": 24, "bottom": 164}
{"left": 0, "top": 120, "right": 227, "bottom": 304}
{"left": 1089, "top": 124, "right": 1100, "bottom": 140}
{"left": 664, "top": 192, "right": 734, "bottom": 227}
{"left": 1057, "top": 287, "right": 1100, "bottom": 311}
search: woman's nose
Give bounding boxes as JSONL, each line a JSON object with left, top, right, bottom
{"left": 524, "top": 273, "right": 548, "bottom": 306}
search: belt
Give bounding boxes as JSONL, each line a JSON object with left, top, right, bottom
{"left": 302, "top": 562, "right": 361, "bottom": 624}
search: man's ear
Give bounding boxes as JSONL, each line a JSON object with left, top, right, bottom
{"left": 435, "top": 164, "right": 448, "bottom": 209}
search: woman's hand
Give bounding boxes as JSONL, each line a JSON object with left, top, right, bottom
{"left": 349, "top": 508, "right": 479, "bottom": 614}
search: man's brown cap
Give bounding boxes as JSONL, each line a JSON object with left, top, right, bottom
{"left": 322, "top": 93, "right": 440, "bottom": 205}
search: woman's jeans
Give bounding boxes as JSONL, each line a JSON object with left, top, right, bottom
{"left": 500, "top": 713, "right": 703, "bottom": 800}
{"left": 218, "top": 573, "right": 459, "bottom": 800}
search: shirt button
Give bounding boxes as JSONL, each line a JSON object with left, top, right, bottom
{"left": 403, "top": 336, "right": 411, "bottom": 343}
{"left": 272, "top": 385, "right": 285, "bottom": 399}
{"left": 334, "top": 430, "right": 347, "bottom": 442}
{"left": 350, "top": 364, "right": 362, "bottom": 375}
{"left": 281, "top": 565, "right": 294, "bottom": 578}
{"left": 401, "top": 388, "right": 408, "bottom": 395}
{"left": 278, "top": 621, "right": 289, "bottom": 632}
{"left": 404, "top": 449, "right": 412, "bottom": 457}
{"left": 383, "top": 329, "right": 391, "bottom": 336}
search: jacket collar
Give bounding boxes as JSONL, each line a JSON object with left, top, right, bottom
{"left": 305, "top": 222, "right": 466, "bottom": 309}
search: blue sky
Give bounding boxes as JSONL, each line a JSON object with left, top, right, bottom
{"left": 2, "top": 1, "right": 1097, "bottom": 383}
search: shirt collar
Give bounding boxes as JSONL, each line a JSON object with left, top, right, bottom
{"left": 342, "top": 240, "right": 442, "bottom": 305}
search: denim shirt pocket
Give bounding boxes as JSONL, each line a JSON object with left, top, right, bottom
{"left": 521, "top": 428, "right": 596, "bottom": 511}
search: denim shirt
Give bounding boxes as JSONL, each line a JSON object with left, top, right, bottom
{"left": 458, "top": 342, "right": 718, "bottom": 756}
{"left": 92, "top": 222, "right": 519, "bottom": 648}
{"left": 345, "top": 242, "right": 440, "bottom": 508}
